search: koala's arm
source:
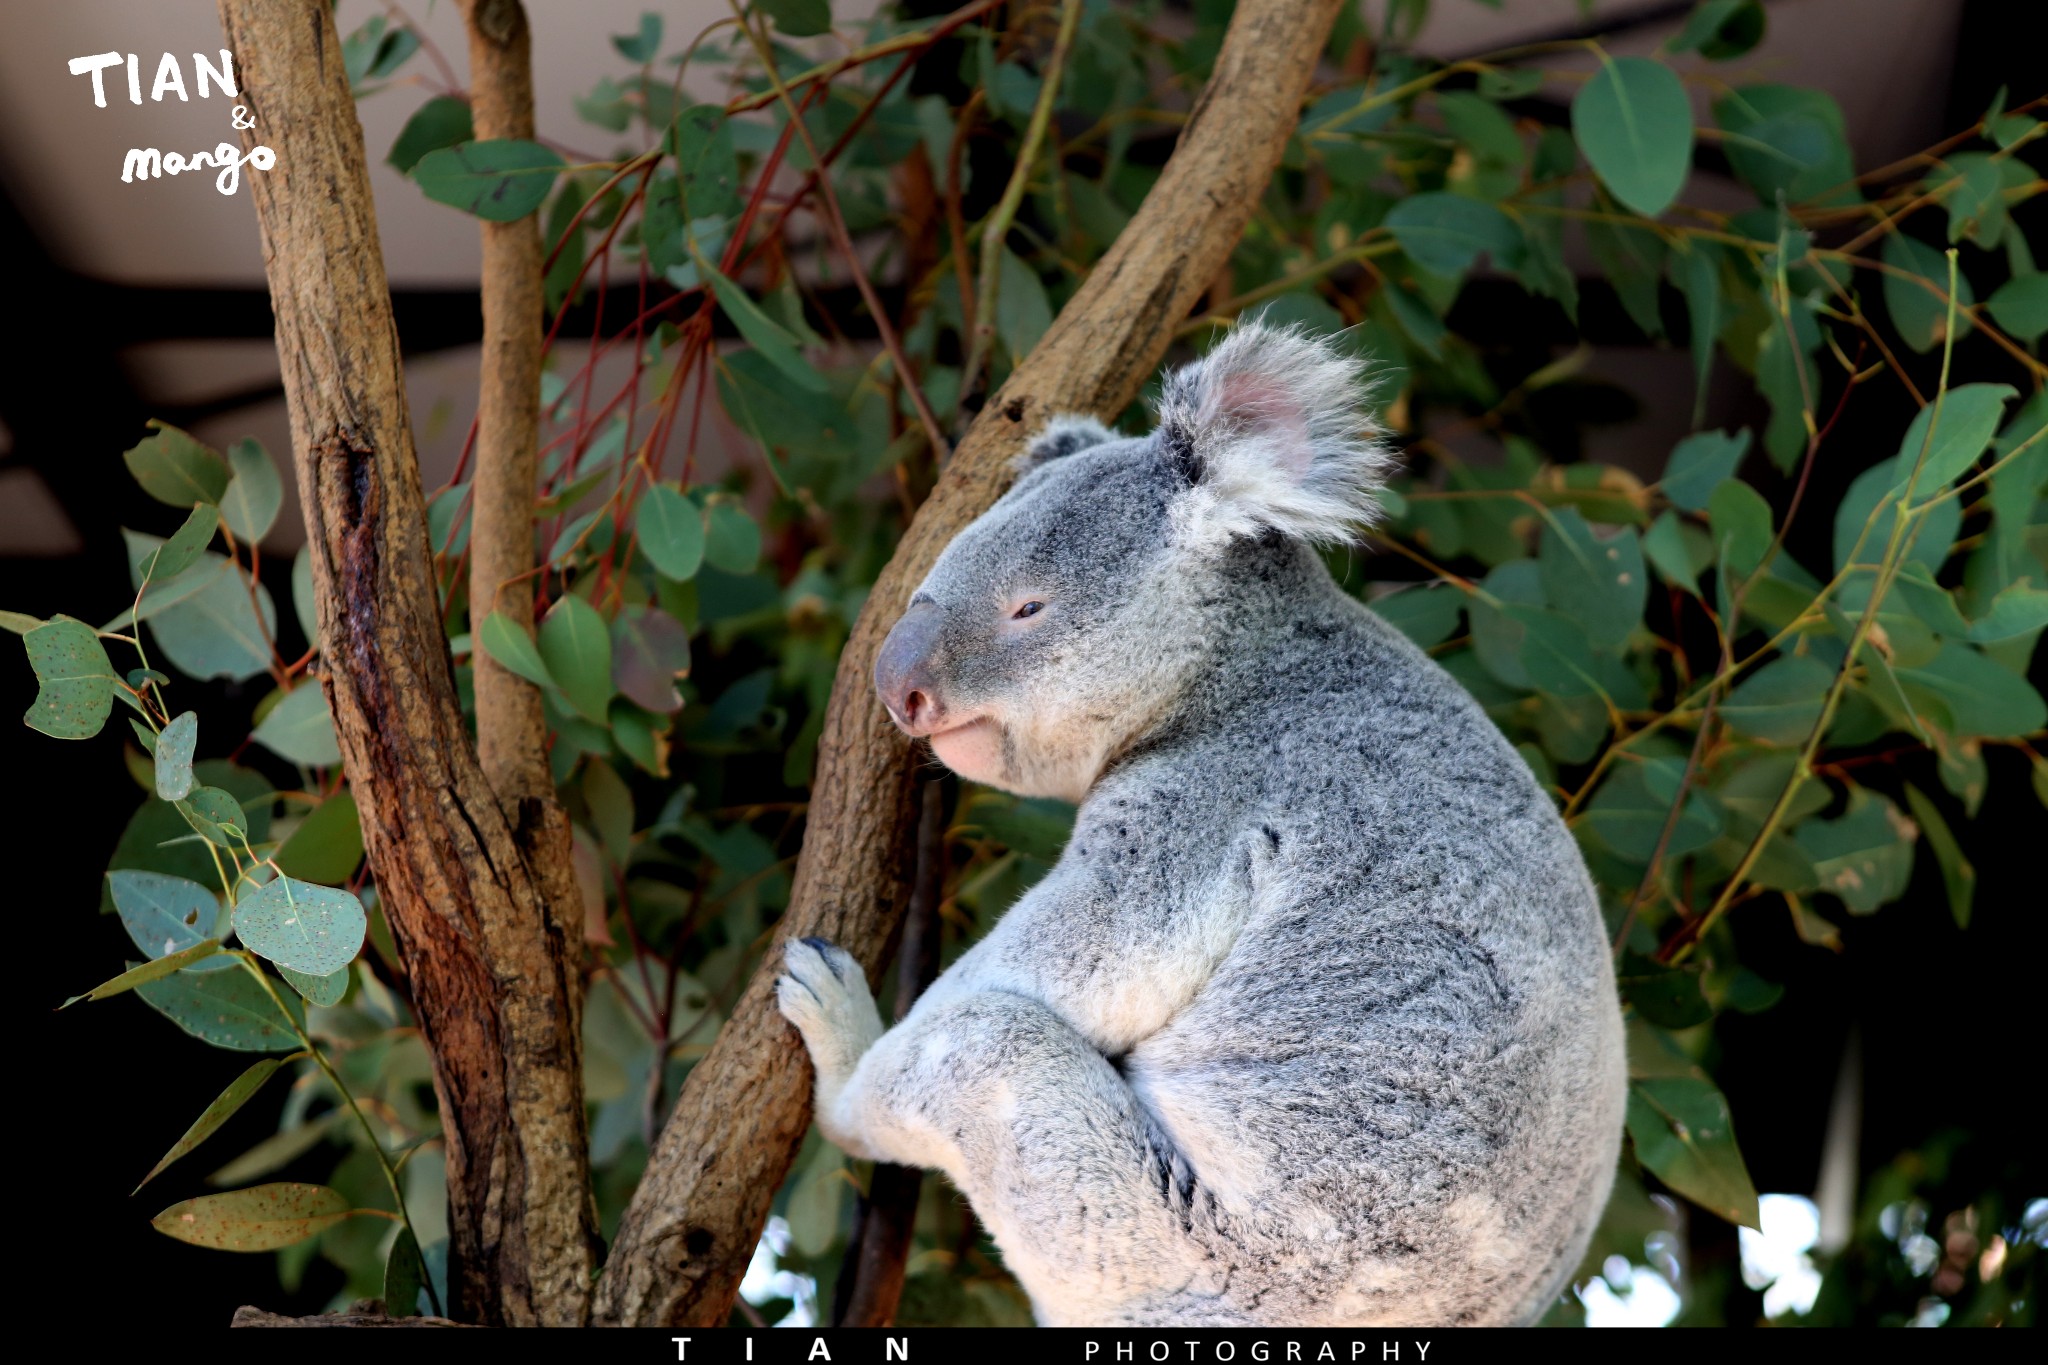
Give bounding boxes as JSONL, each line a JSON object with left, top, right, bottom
{"left": 909, "top": 810, "right": 1260, "bottom": 1056}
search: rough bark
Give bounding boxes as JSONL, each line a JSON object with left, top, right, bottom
{"left": 593, "top": 0, "right": 1346, "bottom": 1326}
{"left": 216, "top": 0, "right": 598, "bottom": 1326}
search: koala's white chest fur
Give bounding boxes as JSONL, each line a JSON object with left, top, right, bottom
{"left": 778, "top": 323, "right": 1627, "bottom": 1326}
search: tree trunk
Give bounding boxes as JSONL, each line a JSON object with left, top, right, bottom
{"left": 593, "top": 0, "right": 1346, "bottom": 1326}
{"left": 216, "top": 0, "right": 597, "bottom": 1326}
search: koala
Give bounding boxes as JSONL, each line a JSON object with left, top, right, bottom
{"left": 776, "top": 321, "right": 1626, "bottom": 1327}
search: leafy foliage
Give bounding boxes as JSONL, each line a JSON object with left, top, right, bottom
{"left": 20, "top": 0, "right": 2042, "bottom": 1328}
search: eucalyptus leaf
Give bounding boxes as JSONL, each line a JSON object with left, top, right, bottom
{"left": 251, "top": 685, "right": 342, "bottom": 768}
{"left": 275, "top": 792, "right": 366, "bottom": 885}
{"left": 134, "top": 1057, "right": 288, "bottom": 1193}
{"left": 538, "top": 595, "right": 614, "bottom": 723}
{"left": 1573, "top": 57, "right": 1695, "bottom": 218}
{"left": 637, "top": 484, "right": 706, "bottom": 582}
{"left": 1384, "top": 193, "right": 1522, "bottom": 277}
{"left": 108, "top": 869, "right": 231, "bottom": 970}
{"left": 234, "top": 877, "right": 368, "bottom": 978}
{"left": 21, "top": 616, "right": 118, "bottom": 740}
{"left": 139, "top": 505, "right": 222, "bottom": 584}
{"left": 414, "top": 140, "right": 565, "bottom": 221}
{"left": 123, "top": 422, "right": 231, "bottom": 507}
{"left": 1627, "top": 1076, "right": 1761, "bottom": 1229}
{"left": 63, "top": 941, "right": 221, "bottom": 1006}
{"left": 151, "top": 1183, "right": 354, "bottom": 1251}
{"left": 477, "top": 610, "right": 556, "bottom": 691}
{"left": 219, "top": 439, "right": 283, "bottom": 542}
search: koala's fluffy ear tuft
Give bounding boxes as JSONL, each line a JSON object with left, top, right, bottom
{"left": 1156, "top": 320, "right": 1395, "bottom": 549}
{"left": 1015, "top": 415, "right": 1117, "bottom": 471}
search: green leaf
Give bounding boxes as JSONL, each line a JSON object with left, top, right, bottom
{"left": 1383, "top": 193, "right": 1522, "bottom": 277}
{"left": 1572, "top": 57, "right": 1694, "bottom": 218}
{"left": 1627, "top": 1076, "right": 1761, "bottom": 1228}
{"left": 251, "top": 685, "right": 341, "bottom": 767}
{"left": 280, "top": 964, "right": 350, "bottom": 1007}
{"left": 234, "top": 877, "right": 367, "bottom": 978}
{"left": 21, "top": 616, "right": 117, "bottom": 740}
{"left": 140, "top": 504, "right": 221, "bottom": 583}
{"left": 64, "top": 940, "right": 221, "bottom": 1006}
{"left": 1939, "top": 151, "right": 2009, "bottom": 247}
{"left": 1713, "top": 85, "right": 1855, "bottom": 206}
{"left": 1662, "top": 429, "right": 1750, "bottom": 512}
{"left": 144, "top": 557, "right": 278, "bottom": 683}
{"left": 1642, "top": 510, "right": 1708, "bottom": 594}
{"left": 1667, "top": 0, "right": 1766, "bottom": 60}
{"left": 996, "top": 247, "right": 1054, "bottom": 364}
{"left": 123, "top": 422, "right": 231, "bottom": 507}
{"left": 666, "top": 105, "right": 742, "bottom": 219}
{"left": 1584, "top": 758, "right": 1723, "bottom": 863}
{"left": 179, "top": 786, "right": 250, "bottom": 847}
{"left": 1986, "top": 273, "right": 2048, "bottom": 343}
{"left": 612, "top": 12, "right": 662, "bottom": 61}
{"left": 1722, "top": 653, "right": 1833, "bottom": 745}
{"left": 0, "top": 610, "right": 42, "bottom": 634}
{"left": 1618, "top": 952, "right": 1713, "bottom": 1028}
{"left": 413, "top": 140, "right": 565, "bottom": 222}
{"left": 1369, "top": 584, "right": 1463, "bottom": 648}
{"left": 476, "top": 610, "right": 556, "bottom": 690}
{"left": 1894, "top": 383, "right": 2017, "bottom": 497}
{"left": 292, "top": 545, "right": 319, "bottom": 645}
{"left": 637, "top": 484, "right": 706, "bottom": 581}
{"left": 219, "top": 439, "right": 283, "bottom": 542}
{"left": 1673, "top": 243, "right": 1723, "bottom": 421}
{"left": 134, "top": 1058, "right": 287, "bottom": 1194}
{"left": 1795, "top": 788, "right": 1916, "bottom": 915}
{"left": 152, "top": 1183, "right": 355, "bottom": 1251}
{"left": 1902, "top": 783, "right": 1974, "bottom": 929}
{"left": 754, "top": 0, "right": 832, "bottom": 39}
{"left": 538, "top": 595, "right": 614, "bottom": 723}
{"left": 1833, "top": 458, "right": 1961, "bottom": 574}
{"left": 275, "top": 791, "right": 365, "bottom": 885}
{"left": 703, "top": 498, "right": 762, "bottom": 575}
{"left": 109, "top": 870, "right": 226, "bottom": 966}
{"left": 1538, "top": 508, "right": 1645, "bottom": 650}
{"left": 1895, "top": 642, "right": 2047, "bottom": 738}
{"left": 385, "top": 1226, "right": 425, "bottom": 1318}
{"left": 612, "top": 605, "right": 692, "bottom": 713}
{"left": 388, "top": 95, "right": 474, "bottom": 174}
{"left": 101, "top": 763, "right": 273, "bottom": 913}
{"left": 153, "top": 711, "right": 199, "bottom": 801}
{"left": 1882, "top": 234, "right": 1974, "bottom": 354}
{"left": 1707, "top": 478, "right": 1773, "bottom": 580}
{"left": 1967, "top": 582, "right": 2048, "bottom": 643}
{"left": 706, "top": 267, "right": 829, "bottom": 393}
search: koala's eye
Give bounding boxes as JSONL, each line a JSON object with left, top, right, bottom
{"left": 1012, "top": 601, "right": 1046, "bottom": 620}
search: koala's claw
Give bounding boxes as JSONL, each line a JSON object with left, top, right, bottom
{"left": 777, "top": 937, "right": 884, "bottom": 1084}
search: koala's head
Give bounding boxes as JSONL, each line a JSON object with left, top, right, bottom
{"left": 874, "top": 321, "right": 1391, "bottom": 800}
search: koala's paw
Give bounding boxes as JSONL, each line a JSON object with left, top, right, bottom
{"left": 777, "top": 936, "right": 884, "bottom": 1085}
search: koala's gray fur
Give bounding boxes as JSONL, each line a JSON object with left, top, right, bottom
{"left": 777, "top": 321, "right": 1626, "bottom": 1327}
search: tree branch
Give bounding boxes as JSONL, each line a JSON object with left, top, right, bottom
{"left": 216, "top": 0, "right": 597, "bottom": 1326}
{"left": 834, "top": 777, "right": 950, "bottom": 1327}
{"left": 591, "top": 0, "right": 1347, "bottom": 1327}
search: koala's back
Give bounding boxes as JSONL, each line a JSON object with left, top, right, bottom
{"left": 1119, "top": 565, "right": 1625, "bottom": 1326}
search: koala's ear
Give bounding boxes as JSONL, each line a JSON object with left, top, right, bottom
{"left": 1155, "top": 320, "right": 1394, "bottom": 548}
{"left": 1015, "top": 414, "right": 1116, "bottom": 471}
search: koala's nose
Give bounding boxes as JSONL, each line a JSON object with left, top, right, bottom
{"left": 875, "top": 602, "right": 946, "bottom": 736}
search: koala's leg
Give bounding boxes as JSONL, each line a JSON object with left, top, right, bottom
{"left": 778, "top": 939, "right": 1209, "bottom": 1322}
